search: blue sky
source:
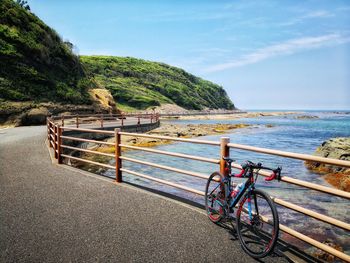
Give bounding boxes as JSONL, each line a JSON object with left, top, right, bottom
{"left": 28, "top": 0, "right": 350, "bottom": 110}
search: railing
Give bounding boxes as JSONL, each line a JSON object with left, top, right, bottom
{"left": 46, "top": 117, "right": 350, "bottom": 262}
{"left": 49, "top": 113, "right": 159, "bottom": 129}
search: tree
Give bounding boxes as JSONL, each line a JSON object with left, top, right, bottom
{"left": 16, "top": 0, "right": 30, "bottom": 11}
{"left": 63, "top": 41, "right": 74, "bottom": 51}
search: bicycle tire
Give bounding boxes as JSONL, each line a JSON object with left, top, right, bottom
{"left": 205, "top": 172, "right": 227, "bottom": 223}
{"left": 236, "top": 188, "right": 279, "bottom": 258}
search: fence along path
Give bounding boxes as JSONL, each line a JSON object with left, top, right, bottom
{"left": 47, "top": 115, "right": 350, "bottom": 262}
{"left": 50, "top": 113, "right": 159, "bottom": 129}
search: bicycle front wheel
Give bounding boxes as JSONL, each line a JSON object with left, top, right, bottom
{"left": 236, "top": 189, "right": 279, "bottom": 258}
{"left": 205, "top": 172, "right": 226, "bottom": 223}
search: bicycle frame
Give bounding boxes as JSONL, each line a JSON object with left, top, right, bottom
{"left": 228, "top": 177, "right": 253, "bottom": 208}
{"left": 224, "top": 162, "right": 280, "bottom": 216}
{"left": 206, "top": 160, "right": 281, "bottom": 258}
{"left": 226, "top": 168, "right": 257, "bottom": 220}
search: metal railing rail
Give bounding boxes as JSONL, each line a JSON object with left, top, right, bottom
{"left": 119, "top": 144, "right": 220, "bottom": 164}
{"left": 50, "top": 113, "right": 160, "bottom": 129}
{"left": 46, "top": 118, "right": 350, "bottom": 262}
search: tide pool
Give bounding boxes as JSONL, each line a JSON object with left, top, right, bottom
{"left": 104, "top": 111, "right": 350, "bottom": 252}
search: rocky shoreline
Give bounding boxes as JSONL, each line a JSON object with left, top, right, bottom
{"left": 71, "top": 122, "right": 267, "bottom": 173}
{"left": 86, "top": 123, "right": 255, "bottom": 153}
{"left": 305, "top": 137, "right": 350, "bottom": 192}
{"left": 162, "top": 111, "right": 298, "bottom": 120}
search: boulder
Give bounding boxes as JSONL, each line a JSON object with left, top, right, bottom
{"left": 20, "top": 107, "right": 49, "bottom": 126}
{"left": 89, "top": 88, "right": 119, "bottom": 114}
{"left": 295, "top": 115, "right": 319, "bottom": 119}
{"left": 305, "top": 137, "right": 350, "bottom": 192}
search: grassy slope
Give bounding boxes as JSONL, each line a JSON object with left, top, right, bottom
{"left": 0, "top": 0, "right": 234, "bottom": 113}
{"left": 81, "top": 56, "right": 235, "bottom": 110}
{"left": 0, "top": 0, "right": 93, "bottom": 104}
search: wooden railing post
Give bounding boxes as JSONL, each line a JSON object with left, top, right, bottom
{"left": 57, "top": 125, "right": 62, "bottom": 164}
{"left": 47, "top": 118, "right": 50, "bottom": 145}
{"left": 76, "top": 115, "right": 79, "bottom": 128}
{"left": 220, "top": 137, "right": 230, "bottom": 176}
{"left": 54, "top": 125, "right": 58, "bottom": 159}
{"left": 115, "top": 128, "right": 122, "bottom": 182}
{"left": 49, "top": 121, "right": 53, "bottom": 148}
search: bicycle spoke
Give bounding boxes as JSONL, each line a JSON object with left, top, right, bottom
{"left": 236, "top": 189, "right": 279, "bottom": 258}
{"left": 205, "top": 172, "right": 226, "bottom": 223}
{"left": 209, "top": 183, "right": 220, "bottom": 196}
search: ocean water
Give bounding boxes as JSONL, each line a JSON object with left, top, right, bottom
{"left": 104, "top": 111, "right": 350, "bottom": 252}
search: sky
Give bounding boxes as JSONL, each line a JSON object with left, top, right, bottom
{"left": 28, "top": 0, "right": 350, "bottom": 110}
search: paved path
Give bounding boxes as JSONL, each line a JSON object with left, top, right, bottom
{"left": 0, "top": 126, "right": 288, "bottom": 262}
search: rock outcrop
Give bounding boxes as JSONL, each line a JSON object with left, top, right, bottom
{"left": 0, "top": 101, "right": 101, "bottom": 126}
{"left": 88, "top": 88, "right": 119, "bottom": 114}
{"left": 295, "top": 115, "right": 319, "bottom": 119}
{"left": 305, "top": 137, "right": 350, "bottom": 192}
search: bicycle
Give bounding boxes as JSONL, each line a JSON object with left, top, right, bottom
{"left": 205, "top": 157, "right": 282, "bottom": 258}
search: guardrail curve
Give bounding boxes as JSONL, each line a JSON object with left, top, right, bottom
{"left": 46, "top": 115, "right": 350, "bottom": 262}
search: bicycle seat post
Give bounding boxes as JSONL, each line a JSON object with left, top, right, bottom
{"left": 222, "top": 157, "right": 235, "bottom": 177}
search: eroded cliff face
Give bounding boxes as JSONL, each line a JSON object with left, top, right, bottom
{"left": 305, "top": 137, "right": 350, "bottom": 192}
{"left": 88, "top": 88, "right": 119, "bottom": 114}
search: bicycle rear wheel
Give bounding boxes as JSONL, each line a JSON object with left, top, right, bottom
{"left": 205, "top": 172, "right": 226, "bottom": 223}
{"left": 236, "top": 189, "right": 279, "bottom": 258}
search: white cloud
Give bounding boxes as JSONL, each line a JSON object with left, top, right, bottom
{"left": 303, "top": 10, "right": 334, "bottom": 19}
{"left": 204, "top": 34, "right": 350, "bottom": 73}
{"left": 278, "top": 10, "right": 334, "bottom": 27}
{"left": 135, "top": 10, "right": 232, "bottom": 22}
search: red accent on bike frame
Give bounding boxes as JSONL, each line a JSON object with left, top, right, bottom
{"left": 235, "top": 169, "right": 245, "bottom": 177}
{"left": 265, "top": 172, "right": 276, "bottom": 181}
{"left": 237, "top": 197, "right": 246, "bottom": 216}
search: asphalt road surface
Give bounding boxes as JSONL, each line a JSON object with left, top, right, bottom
{"left": 0, "top": 126, "right": 288, "bottom": 262}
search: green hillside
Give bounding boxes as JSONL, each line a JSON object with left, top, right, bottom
{"left": 0, "top": 0, "right": 92, "bottom": 104}
{"left": 0, "top": 0, "right": 235, "bottom": 125}
{"left": 81, "top": 56, "right": 235, "bottom": 110}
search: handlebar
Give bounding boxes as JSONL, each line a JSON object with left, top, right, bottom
{"left": 264, "top": 167, "right": 282, "bottom": 182}
{"left": 226, "top": 159, "right": 282, "bottom": 181}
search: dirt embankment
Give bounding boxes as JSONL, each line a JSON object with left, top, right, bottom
{"left": 0, "top": 88, "right": 118, "bottom": 127}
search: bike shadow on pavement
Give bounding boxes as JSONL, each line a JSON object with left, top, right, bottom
{"left": 218, "top": 220, "right": 286, "bottom": 262}
{"left": 216, "top": 219, "right": 321, "bottom": 263}
{"left": 123, "top": 181, "right": 320, "bottom": 263}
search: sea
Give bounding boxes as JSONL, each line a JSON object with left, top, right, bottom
{"left": 104, "top": 110, "right": 350, "bottom": 253}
